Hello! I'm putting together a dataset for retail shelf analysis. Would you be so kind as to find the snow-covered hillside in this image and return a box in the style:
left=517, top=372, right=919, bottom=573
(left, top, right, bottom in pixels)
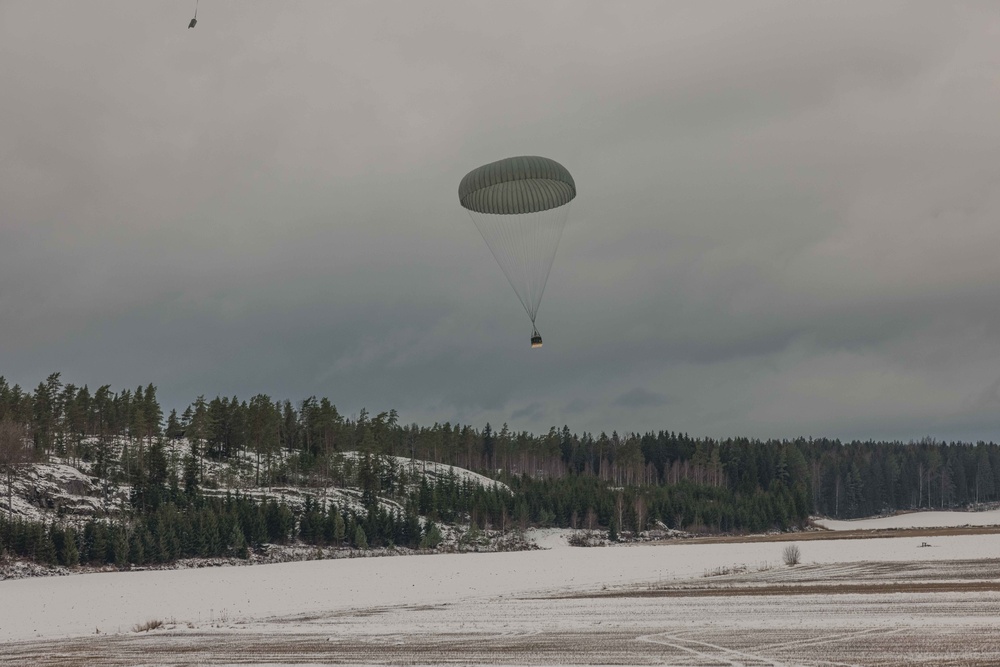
left=0, top=439, right=507, bottom=527
left=2, top=463, right=127, bottom=523
left=340, top=451, right=510, bottom=493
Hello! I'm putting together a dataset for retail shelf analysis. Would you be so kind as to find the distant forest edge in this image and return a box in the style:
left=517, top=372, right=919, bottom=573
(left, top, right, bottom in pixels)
left=1, top=373, right=999, bottom=568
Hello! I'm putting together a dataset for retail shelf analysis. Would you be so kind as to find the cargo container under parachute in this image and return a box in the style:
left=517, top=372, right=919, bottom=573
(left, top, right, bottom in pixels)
left=458, top=156, right=576, bottom=348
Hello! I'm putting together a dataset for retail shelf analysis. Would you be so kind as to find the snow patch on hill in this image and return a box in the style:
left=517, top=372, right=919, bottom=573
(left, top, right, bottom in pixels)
left=2, top=463, right=126, bottom=523
left=2, top=443, right=506, bottom=526
left=340, top=451, right=510, bottom=493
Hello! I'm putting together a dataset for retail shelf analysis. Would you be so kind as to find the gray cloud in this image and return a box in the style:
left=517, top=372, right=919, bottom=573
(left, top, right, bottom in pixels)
left=510, top=402, right=546, bottom=424
left=563, top=398, right=592, bottom=415
left=614, top=388, right=670, bottom=409
left=3, top=2, right=1000, bottom=441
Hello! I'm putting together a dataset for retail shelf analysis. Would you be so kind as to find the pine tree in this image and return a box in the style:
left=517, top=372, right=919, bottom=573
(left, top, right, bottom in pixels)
left=143, top=384, right=163, bottom=440
left=165, top=410, right=183, bottom=439
left=482, top=423, right=494, bottom=469
left=183, top=439, right=200, bottom=497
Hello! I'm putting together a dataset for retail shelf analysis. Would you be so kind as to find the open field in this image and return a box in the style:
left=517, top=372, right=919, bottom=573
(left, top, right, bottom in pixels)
left=4, top=529, right=1000, bottom=665
left=4, top=560, right=1000, bottom=665
left=815, top=509, right=1000, bottom=532
left=657, top=524, right=1000, bottom=545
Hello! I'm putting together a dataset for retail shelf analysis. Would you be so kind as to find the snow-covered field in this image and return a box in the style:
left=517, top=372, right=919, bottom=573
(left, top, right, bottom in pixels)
left=815, top=509, right=1000, bottom=531
left=7, top=504, right=1000, bottom=664
left=5, top=530, right=1000, bottom=665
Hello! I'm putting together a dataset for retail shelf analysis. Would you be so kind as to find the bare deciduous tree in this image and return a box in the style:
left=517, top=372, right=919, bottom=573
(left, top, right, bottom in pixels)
left=634, top=495, right=647, bottom=534
left=0, top=419, right=32, bottom=518
left=782, top=544, right=801, bottom=566
left=615, top=493, right=625, bottom=535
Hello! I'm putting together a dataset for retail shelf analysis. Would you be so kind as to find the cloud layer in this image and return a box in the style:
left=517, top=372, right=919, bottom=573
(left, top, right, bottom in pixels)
left=3, top=2, right=1000, bottom=441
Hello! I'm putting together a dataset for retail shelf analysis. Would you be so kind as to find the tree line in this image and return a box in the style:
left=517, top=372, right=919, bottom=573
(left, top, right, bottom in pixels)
left=1, top=370, right=1000, bottom=564
left=0, top=488, right=449, bottom=568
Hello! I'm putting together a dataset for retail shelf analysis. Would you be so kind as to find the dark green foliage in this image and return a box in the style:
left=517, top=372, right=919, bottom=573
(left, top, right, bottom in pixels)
left=7, top=371, right=1000, bottom=572
left=55, top=526, right=79, bottom=566
left=420, top=521, right=443, bottom=549
left=0, top=493, right=300, bottom=567
left=231, top=526, right=248, bottom=558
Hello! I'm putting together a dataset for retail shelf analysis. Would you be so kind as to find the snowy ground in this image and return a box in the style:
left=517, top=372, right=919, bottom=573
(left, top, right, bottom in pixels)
left=4, top=530, right=1000, bottom=665
left=815, top=508, right=1000, bottom=531
left=524, top=527, right=573, bottom=549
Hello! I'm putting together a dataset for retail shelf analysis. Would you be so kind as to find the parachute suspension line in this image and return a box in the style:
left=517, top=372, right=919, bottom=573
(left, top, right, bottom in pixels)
left=533, top=202, right=570, bottom=320
left=467, top=204, right=569, bottom=325
left=468, top=211, right=534, bottom=321
left=194, top=0, right=198, bottom=19
left=512, top=209, right=535, bottom=318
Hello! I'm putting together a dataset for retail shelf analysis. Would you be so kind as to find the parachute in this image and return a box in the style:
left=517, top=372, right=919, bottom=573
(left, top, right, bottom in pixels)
left=188, top=0, right=198, bottom=28
left=459, top=156, right=575, bottom=348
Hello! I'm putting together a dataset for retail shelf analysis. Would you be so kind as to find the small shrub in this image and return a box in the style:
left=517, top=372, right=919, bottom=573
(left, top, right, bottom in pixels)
left=353, top=526, right=368, bottom=550
left=568, top=530, right=604, bottom=547
left=703, top=561, right=775, bottom=578
left=782, top=544, right=801, bottom=566
left=420, top=523, right=443, bottom=549
left=132, top=619, right=163, bottom=633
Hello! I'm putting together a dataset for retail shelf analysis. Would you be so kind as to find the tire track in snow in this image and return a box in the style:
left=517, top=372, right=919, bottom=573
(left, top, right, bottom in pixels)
left=638, top=631, right=787, bottom=666
left=758, top=626, right=885, bottom=651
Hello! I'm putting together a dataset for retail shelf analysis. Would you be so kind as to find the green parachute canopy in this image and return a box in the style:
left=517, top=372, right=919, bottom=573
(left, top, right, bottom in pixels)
left=459, top=155, right=576, bottom=215
left=459, top=156, right=576, bottom=347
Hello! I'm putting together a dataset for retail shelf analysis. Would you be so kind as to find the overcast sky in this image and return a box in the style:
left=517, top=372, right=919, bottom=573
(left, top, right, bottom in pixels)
left=3, top=1, right=1000, bottom=442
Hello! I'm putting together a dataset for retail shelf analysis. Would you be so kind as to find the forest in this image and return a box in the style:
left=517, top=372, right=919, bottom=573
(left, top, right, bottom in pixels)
left=1, top=372, right=999, bottom=567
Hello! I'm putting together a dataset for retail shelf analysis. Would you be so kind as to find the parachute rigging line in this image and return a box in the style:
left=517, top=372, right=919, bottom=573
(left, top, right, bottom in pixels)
left=466, top=203, right=570, bottom=325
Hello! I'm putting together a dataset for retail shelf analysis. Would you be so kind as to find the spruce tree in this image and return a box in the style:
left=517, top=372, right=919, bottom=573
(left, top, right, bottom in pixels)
left=38, top=527, right=58, bottom=565
left=229, top=523, right=249, bottom=559
left=108, top=527, right=129, bottom=569
left=334, top=512, right=346, bottom=545
left=61, top=527, right=79, bottom=566
left=420, top=522, right=443, bottom=549
left=129, top=529, right=145, bottom=565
